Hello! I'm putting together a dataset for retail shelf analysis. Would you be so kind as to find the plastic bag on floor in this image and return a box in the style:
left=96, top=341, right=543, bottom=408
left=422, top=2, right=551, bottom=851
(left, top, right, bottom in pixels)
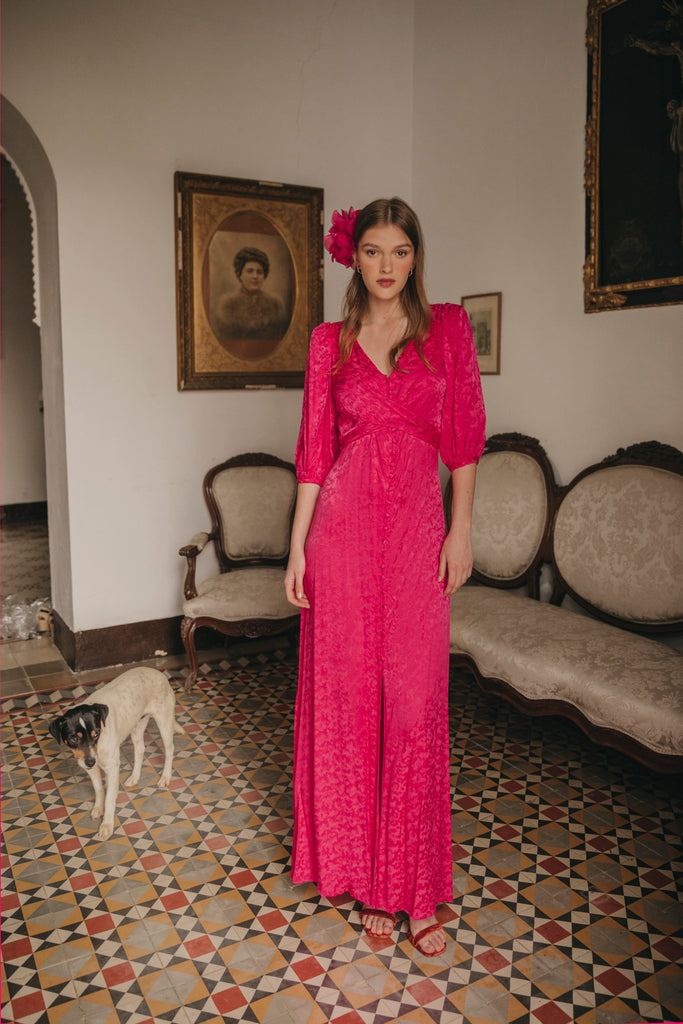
left=0, top=596, right=51, bottom=641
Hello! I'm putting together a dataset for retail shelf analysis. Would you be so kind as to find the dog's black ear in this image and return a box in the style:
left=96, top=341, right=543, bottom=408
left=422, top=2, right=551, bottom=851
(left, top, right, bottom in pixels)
left=93, top=703, right=109, bottom=727
left=49, top=717, right=64, bottom=743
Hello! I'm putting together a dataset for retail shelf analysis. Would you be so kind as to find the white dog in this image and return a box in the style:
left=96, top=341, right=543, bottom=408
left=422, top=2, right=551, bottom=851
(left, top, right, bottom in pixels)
left=49, top=667, right=184, bottom=840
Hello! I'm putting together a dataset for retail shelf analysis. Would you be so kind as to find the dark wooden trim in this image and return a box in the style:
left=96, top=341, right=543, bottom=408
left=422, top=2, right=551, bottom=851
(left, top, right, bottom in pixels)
left=450, top=653, right=683, bottom=775
left=52, top=611, right=186, bottom=672
left=0, top=501, right=48, bottom=524
left=52, top=607, right=76, bottom=668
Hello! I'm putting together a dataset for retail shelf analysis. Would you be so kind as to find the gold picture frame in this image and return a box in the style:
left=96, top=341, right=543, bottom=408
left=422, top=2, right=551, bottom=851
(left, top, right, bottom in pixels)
left=175, top=171, right=324, bottom=389
left=461, top=292, right=501, bottom=375
left=584, top=0, right=683, bottom=312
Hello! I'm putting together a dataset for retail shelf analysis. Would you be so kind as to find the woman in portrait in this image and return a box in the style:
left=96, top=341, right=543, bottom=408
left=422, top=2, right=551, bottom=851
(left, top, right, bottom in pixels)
left=285, top=198, right=485, bottom=956
left=216, top=246, right=287, bottom=345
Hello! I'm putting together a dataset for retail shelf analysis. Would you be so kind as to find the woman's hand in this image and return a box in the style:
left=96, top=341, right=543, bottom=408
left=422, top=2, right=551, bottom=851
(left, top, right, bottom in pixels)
left=441, top=463, right=477, bottom=596
left=285, top=483, right=321, bottom=609
left=285, top=549, right=310, bottom=608
left=438, top=527, right=473, bottom=596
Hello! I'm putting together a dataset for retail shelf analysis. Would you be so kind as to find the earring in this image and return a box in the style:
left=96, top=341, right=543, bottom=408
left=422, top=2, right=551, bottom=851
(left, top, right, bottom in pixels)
left=356, top=266, right=362, bottom=275
left=408, top=268, right=414, bottom=277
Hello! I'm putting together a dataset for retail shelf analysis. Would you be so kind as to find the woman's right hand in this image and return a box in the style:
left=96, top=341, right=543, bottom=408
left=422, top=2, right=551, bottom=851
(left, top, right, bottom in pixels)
left=285, top=549, right=310, bottom=608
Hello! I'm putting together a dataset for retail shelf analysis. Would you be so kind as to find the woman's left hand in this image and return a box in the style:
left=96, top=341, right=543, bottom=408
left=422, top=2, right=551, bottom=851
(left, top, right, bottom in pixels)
left=438, top=527, right=473, bottom=596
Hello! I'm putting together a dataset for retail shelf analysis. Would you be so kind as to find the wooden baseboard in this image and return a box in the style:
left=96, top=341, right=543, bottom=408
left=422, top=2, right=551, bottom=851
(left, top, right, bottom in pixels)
left=0, top=500, right=48, bottom=524
left=52, top=608, right=76, bottom=667
left=52, top=610, right=185, bottom=672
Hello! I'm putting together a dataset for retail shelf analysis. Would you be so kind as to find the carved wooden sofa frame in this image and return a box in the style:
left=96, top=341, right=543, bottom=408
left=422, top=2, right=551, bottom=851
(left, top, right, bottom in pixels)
left=446, top=434, right=683, bottom=773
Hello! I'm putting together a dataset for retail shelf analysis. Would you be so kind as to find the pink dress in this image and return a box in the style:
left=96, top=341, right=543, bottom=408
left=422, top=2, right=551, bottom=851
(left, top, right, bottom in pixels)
left=292, top=303, right=485, bottom=919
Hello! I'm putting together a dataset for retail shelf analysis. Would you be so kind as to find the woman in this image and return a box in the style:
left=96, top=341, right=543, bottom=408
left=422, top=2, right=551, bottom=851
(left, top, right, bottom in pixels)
left=285, top=198, right=485, bottom=956
left=216, top=246, right=286, bottom=351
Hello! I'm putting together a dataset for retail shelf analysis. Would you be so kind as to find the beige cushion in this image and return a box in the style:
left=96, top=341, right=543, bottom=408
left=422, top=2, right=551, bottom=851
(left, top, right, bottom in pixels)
left=451, top=587, right=683, bottom=757
left=186, top=532, right=209, bottom=551
left=212, top=465, right=297, bottom=562
left=471, top=451, right=548, bottom=579
left=183, top=567, right=299, bottom=621
left=554, top=465, right=683, bottom=624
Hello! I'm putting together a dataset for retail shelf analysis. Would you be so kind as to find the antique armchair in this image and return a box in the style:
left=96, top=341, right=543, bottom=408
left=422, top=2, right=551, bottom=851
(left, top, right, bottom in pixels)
left=179, top=452, right=300, bottom=691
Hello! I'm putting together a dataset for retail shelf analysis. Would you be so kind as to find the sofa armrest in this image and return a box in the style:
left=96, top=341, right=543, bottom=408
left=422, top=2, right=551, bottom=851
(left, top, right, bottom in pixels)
left=179, top=532, right=210, bottom=558
left=179, top=532, right=213, bottom=600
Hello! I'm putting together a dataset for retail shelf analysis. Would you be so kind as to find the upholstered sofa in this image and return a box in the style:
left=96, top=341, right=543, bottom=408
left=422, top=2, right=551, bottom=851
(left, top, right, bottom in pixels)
left=446, top=435, right=683, bottom=773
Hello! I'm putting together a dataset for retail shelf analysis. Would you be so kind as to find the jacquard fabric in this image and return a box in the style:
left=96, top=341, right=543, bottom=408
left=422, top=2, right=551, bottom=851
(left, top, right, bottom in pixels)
left=184, top=567, right=298, bottom=621
left=292, top=304, right=486, bottom=919
left=553, top=466, right=683, bottom=623
left=471, top=451, right=548, bottom=579
left=213, top=466, right=297, bottom=561
left=451, top=587, right=683, bottom=757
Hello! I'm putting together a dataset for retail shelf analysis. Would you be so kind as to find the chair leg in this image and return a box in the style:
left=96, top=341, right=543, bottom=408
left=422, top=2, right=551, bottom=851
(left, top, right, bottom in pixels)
left=181, top=617, right=199, bottom=692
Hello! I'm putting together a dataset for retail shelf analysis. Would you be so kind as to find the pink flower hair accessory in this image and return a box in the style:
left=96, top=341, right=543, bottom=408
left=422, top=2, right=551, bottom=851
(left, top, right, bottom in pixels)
left=324, top=207, right=359, bottom=268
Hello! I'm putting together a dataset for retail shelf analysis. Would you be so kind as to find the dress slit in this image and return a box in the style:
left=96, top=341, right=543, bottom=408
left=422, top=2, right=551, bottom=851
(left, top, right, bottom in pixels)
left=371, top=674, right=386, bottom=907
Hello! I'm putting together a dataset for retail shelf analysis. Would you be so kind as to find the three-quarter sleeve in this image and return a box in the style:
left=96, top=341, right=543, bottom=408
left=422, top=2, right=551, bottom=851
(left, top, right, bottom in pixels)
left=295, top=323, right=340, bottom=485
left=439, top=303, right=486, bottom=471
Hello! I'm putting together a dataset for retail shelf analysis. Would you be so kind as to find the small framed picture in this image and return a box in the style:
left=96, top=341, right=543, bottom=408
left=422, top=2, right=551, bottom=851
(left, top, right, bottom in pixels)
left=175, top=171, right=324, bottom=390
left=461, top=292, right=502, bottom=375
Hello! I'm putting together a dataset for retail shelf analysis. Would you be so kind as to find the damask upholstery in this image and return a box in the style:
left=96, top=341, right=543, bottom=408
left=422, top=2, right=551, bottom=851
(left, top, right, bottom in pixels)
left=184, top=568, right=296, bottom=621
left=212, top=465, right=296, bottom=562
left=471, top=451, right=549, bottom=580
left=449, top=438, right=683, bottom=771
left=553, top=465, right=683, bottom=623
left=451, top=587, right=683, bottom=758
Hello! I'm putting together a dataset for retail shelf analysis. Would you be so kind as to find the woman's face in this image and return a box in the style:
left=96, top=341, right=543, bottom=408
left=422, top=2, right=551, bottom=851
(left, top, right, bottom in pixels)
left=240, top=261, right=266, bottom=291
left=354, top=223, right=415, bottom=304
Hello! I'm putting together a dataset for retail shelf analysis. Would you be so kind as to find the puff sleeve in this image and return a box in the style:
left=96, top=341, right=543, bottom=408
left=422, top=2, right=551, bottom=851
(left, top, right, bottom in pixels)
left=294, top=323, right=340, bottom=485
left=439, top=303, right=486, bottom=471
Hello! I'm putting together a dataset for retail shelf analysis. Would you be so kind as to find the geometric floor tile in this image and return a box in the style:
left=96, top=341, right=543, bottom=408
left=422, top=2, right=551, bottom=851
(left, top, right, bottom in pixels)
left=2, top=655, right=682, bottom=1024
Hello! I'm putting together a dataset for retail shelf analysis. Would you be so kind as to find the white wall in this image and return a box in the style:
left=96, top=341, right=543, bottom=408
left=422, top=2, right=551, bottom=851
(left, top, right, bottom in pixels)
left=3, top=0, right=681, bottom=636
left=414, top=0, right=682, bottom=484
left=1, top=156, right=47, bottom=505
left=2, top=0, right=414, bottom=631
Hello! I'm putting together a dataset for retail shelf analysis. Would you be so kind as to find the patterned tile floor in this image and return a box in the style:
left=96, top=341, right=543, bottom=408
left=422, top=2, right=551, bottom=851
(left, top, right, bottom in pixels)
left=1, top=638, right=79, bottom=700
left=0, top=636, right=192, bottom=702
left=2, top=651, right=682, bottom=1024
left=1, top=508, right=52, bottom=641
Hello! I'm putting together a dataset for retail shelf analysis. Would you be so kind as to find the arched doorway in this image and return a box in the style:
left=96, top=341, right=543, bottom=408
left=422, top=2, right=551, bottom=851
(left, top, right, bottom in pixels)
left=0, top=153, right=50, bottom=638
left=1, top=95, right=74, bottom=637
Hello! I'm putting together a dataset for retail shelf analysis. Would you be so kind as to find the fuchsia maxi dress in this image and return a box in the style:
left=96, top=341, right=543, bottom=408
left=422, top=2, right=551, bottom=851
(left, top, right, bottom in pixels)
left=292, top=303, right=485, bottom=919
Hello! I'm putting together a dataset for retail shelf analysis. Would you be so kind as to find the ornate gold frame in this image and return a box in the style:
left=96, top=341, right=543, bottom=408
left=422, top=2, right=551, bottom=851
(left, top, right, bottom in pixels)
left=584, top=0, right=683, bottom=312
left=175, top=172, right=323, bottom=388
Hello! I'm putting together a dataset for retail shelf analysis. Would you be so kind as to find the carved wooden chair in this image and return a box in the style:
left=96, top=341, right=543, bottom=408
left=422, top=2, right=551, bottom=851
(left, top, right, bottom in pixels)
left=179, top=452, right=300, bottom=691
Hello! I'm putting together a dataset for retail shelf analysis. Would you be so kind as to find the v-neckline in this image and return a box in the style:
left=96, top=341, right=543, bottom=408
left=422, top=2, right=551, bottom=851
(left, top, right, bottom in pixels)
left=354, top=339, right=410, bottom=379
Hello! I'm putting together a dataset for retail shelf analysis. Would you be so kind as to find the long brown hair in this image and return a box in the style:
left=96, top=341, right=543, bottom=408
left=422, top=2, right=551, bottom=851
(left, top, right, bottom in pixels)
left=337, top=197, right=432, bottom=370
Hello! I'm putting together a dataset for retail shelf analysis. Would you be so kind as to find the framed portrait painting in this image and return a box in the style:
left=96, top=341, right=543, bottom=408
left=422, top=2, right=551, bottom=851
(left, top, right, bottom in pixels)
left=585, top=0, right=683, bottom=311
left=461, top=292, right=502, bottom=375
left=175, top=172, right=324, bottom=388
